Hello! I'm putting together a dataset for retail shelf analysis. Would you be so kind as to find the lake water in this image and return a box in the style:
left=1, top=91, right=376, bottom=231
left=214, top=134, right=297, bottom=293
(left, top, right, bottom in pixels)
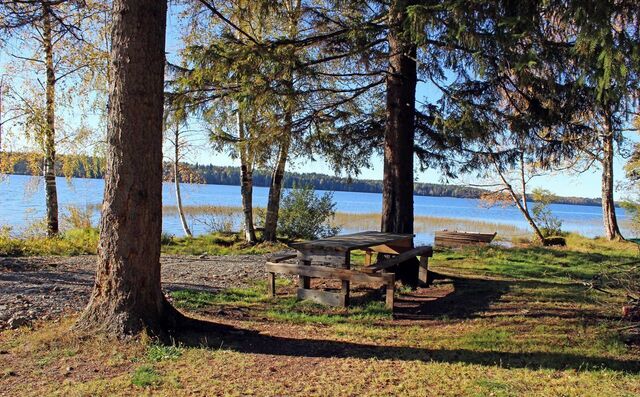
left=0, top=174, right=630, bottom=244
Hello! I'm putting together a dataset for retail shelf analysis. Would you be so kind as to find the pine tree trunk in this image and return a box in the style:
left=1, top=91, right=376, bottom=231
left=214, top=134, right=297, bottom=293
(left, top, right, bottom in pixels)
left=381, top=0, right=416, bottom=235
left=237, top=109, right=256, bottom=243
left=76, top=0, right=181, bottom=337
left=43, top=4, right=58, bottom=237
left=174, top=128, right=192, bottom=238
left=602, top=127, right=623, bottom=240
left=262, top=134, right=290, bottom=242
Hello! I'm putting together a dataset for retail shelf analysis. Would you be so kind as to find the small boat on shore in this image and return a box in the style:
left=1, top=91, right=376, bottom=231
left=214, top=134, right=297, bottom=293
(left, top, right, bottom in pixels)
left=434, top=230, right=497, bottom=248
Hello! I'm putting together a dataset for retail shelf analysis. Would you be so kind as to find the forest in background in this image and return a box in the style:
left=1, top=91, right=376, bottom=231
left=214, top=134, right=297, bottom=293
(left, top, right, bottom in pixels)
left=4, top=154, right=603, bottom=207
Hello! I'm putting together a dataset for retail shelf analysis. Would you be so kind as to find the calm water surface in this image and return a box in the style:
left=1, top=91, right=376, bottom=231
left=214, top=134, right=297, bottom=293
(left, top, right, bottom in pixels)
left=0, top=174, right=629, bottom=244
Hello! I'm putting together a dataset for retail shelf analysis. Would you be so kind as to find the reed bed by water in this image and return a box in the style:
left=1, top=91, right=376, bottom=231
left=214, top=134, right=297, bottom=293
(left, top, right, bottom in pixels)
left=332, top=212, right=530, bottom=238
left=164, top=205, right=531, bottom=239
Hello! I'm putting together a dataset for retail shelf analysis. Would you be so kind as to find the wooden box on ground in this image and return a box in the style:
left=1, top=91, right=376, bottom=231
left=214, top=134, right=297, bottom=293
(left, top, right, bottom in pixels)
left=434, top=230, right=496, bottom=249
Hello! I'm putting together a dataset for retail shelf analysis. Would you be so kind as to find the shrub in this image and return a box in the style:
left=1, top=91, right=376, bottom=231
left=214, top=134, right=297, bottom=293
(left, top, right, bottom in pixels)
left=277, top=185, right=340, bottom=240
left=621, top=201, right=640, bottom=237
left=532, top=188, right=563, bottom=237
left=61, top=205, right=95, bottom=230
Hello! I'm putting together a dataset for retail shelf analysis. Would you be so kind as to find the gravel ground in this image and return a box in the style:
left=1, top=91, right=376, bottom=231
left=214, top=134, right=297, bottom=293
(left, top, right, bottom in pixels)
left=0, top=254, right=277, bottom=330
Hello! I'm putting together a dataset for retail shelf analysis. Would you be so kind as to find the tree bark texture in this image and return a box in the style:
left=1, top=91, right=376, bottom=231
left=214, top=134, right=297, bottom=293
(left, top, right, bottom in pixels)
left=381, top=0, right=417, bottom=236
left=263, top=133, right=290, bottom=242
left=237, top=109, right=257, bottom=243
left=76, top=0, right=180, bottom=337
left=43, top=4, right=59, bottom=237
left=601, top=127, right=623, bottom=240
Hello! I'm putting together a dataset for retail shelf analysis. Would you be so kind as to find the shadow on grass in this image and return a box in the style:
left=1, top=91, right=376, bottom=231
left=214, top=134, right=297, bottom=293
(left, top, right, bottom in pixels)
left=170, top=317, right=640, bottom=373
left=392, top=272, right=616, bottom=321
left=393, top=272, right=511, bottom=320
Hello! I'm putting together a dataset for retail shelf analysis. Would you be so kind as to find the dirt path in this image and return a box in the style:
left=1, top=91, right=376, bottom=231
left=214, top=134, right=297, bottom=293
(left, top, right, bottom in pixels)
left=0, top=254, right=273, bottom=330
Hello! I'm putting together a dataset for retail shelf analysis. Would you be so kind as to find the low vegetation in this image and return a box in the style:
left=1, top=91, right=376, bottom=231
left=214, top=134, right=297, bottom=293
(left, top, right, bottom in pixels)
left=0, top=228, right=287, bottom=257
left=1, top=236, right=639, bottom=395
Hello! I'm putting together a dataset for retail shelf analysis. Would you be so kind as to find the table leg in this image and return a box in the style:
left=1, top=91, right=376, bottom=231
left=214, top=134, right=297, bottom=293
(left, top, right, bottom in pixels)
left=419, top=255, right=429, bottom=286
left=267, top=272, right=276, bottom=297
left=298, top=259, right=311, bottom=289
left=342, top=251, right=350, bottom=307
left=386, top=273, right=395, bottom=309
left=364, top=249, right=372, bottom=266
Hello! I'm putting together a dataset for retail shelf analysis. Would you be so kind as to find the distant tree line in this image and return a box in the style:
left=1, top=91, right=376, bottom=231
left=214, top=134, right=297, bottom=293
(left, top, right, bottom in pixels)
left=4, top=154, right=604, bottom=207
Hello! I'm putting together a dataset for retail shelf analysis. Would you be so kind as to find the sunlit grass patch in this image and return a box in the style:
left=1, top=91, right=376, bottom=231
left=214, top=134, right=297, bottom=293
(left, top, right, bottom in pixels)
left=131, top=365, right=162, bottom=387
left=169, top=286, right=392, bottom=325
left=160, top=232, right=287, bottom=256
left=265, top=299, right=392, bottom=325
left=146, top=344, right=183, bottom=363
left=431, top=234, right=638, bottom=283
left=170, top=287, right=269, bottom=310
left=0, top=227, right=99, bottom=256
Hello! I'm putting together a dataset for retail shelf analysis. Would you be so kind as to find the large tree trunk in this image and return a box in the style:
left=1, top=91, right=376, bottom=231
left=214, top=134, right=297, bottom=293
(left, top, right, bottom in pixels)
left=174, top=127, right=192, bottom=238
left=262, top=134, right=290, bottom=242
left=381, top=0, right=417, bottom=236
left=602, top=126, right=623, bottom=240
left=76, top=0, right=181, bottom=337
left=237, top=109, right=256, bottom=244
left=43, top=4, right=59, bottom=237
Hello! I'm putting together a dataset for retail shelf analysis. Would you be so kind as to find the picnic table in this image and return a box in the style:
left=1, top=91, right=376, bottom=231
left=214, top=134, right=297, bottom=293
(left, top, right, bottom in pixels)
left=265, top=231, right=433, bottom=309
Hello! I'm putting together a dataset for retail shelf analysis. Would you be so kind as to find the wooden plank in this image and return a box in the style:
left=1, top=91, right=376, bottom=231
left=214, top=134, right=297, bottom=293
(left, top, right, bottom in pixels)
left=290, top=231, right=414, bottom=252
left=297, top=251, right=347, bottom=266
left=366, top=246, right=433, bottom=272
left=265, top=262, right=394, bottom=284
left=418, top=255, right=428, bottom=285
left=297, top=288, right=346, bottom=307
left=385, top=273, right=395, bottom=309
left=269, top=252, right=297, bottom=263
left=267, top=272, right=276, bottom=297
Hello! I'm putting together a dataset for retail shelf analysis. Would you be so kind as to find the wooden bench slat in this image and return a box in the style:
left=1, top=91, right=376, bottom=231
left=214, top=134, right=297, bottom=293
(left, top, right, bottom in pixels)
left=366, top=245, right=433, bottom=272
left=266, top=262, right=394, bottom=284
left=268, top=252, right=298, bottom=263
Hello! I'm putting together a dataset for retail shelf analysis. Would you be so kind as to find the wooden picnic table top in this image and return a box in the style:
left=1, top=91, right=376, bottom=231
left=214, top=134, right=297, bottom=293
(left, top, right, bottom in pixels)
left=289, top=231, right=414, bottom=252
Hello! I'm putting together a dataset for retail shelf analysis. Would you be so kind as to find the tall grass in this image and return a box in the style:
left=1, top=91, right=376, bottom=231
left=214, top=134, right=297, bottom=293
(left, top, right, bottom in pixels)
left=332, top=212, right=529, bottom=238
left=171, top=205, right=531, bottom=239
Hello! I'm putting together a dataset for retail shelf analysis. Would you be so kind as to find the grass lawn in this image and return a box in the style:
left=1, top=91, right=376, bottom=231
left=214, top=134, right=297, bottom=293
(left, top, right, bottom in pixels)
left=1, top=236, right=639, bottom=396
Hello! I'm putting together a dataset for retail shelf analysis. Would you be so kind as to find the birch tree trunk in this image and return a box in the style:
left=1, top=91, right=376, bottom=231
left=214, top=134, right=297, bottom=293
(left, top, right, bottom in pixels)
left=76, top=0, right=182, bottom=337
left=43, top=4, right=59, bottom=236
left=601, top=123, right=623, bottom=240
left=381, top=0, right=416, bottom=236
left=237, top=109, right=257, bottom=243
left=494, top=157, right=546, bottom=243
left=174, top=126, right=192, bottom=238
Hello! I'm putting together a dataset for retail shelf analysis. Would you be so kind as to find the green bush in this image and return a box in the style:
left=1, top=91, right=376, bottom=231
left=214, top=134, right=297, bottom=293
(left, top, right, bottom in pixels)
left=532, top=188, right=563, bottom=237
left=622, top=201, right=640, bottom=237
left=277, top=185, right=340, bottom=240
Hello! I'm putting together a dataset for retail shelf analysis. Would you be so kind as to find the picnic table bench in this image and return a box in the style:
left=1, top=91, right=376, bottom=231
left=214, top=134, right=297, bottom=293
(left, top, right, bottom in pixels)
left=265, top=231, right=433, bottom=309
